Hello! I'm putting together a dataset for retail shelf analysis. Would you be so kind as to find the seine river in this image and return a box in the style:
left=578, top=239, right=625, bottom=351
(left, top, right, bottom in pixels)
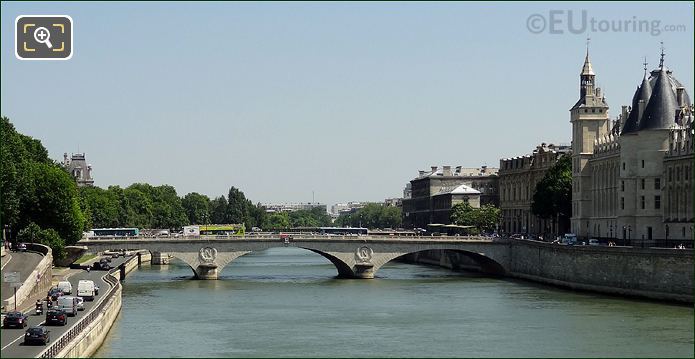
left=95, top=247, right=693, bottom=357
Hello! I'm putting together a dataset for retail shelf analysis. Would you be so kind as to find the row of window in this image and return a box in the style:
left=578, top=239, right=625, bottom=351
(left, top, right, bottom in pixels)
left=620, top=178, right=662, bottom=191
left=667, top=166, right=691, bottom=182
left=620, top=195, right=661, bottom=210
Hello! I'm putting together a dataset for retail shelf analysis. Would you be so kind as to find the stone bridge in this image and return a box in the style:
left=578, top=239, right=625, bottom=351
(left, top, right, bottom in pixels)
left=77, top=236, right=510, bottom=279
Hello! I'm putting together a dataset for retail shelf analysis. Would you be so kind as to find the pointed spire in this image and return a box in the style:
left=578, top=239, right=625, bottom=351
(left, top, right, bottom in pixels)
left=581, top=38, right=595, bottom=76
left=639, top=62, right=678, bottom=131
left=659, top=42, right=665, bottom=69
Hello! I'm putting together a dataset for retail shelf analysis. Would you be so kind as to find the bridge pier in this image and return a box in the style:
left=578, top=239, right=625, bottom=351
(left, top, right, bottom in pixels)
left=353, top=264, right=375, bottom=279
left=194, top=264, right=219, bottom=280
left=151, top=251, right=170, bottom=265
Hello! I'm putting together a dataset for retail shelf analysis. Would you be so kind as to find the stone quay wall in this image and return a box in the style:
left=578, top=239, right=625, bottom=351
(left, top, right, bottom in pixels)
left=39, top=251, right=151, bottom=358
left=405, top=240, right=693, bottom=303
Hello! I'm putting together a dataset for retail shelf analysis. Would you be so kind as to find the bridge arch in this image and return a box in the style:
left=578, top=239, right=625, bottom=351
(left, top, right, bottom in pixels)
left=369, top=248, right=507, bottom=278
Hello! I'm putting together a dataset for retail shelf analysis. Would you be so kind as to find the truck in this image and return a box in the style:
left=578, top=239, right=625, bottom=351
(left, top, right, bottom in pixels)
left=77, top=280, right=96, bottom=301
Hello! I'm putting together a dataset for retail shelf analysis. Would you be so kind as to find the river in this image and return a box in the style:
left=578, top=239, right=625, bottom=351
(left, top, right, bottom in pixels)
left=94, top=247, right=693, bottom=357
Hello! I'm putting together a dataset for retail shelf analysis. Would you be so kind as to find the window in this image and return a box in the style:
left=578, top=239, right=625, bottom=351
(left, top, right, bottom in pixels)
left=686, top=167, right=690, bottom=180
left=654, top=178, right=660, bottom=190
left=677, top=167, right=681, bottom=181
left=622, top=162, right=626, bottom=170
left=642, top=160, right=645, bottom=168
left=592, top=109, right=596, bottom=113
left=641, top=178, right=645, bottom=190
left=655, top=195, right=661, bottom=209
left=621, top=197, right=624, bottom=210
left=669, top=168, right=673, bottom=182
left=641, top=196, right=645, bottom=209
left=621, top=181, right=625, bottom=192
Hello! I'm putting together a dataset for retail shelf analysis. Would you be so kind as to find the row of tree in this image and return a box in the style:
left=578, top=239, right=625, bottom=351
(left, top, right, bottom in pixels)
left=333, top=203, right=402, bottom=229
left=1, top=117, right=86, bottom=258
left=449, top=203, right=500, bottom=234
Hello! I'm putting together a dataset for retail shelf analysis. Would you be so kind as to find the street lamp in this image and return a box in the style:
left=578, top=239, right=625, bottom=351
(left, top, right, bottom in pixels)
left=609, top=223, right=613, bottom=239
left=628, top=225, right=632, bottom=246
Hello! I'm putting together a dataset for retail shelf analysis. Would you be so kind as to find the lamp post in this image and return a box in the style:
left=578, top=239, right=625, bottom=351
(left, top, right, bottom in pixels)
left=628, top=225, right=632, bottom=246
left=609, top=224, right=613, bottom=240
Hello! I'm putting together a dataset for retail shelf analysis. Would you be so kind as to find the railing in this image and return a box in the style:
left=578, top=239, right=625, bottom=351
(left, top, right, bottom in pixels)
left=81, top=234, right=498, bottom=242
left=38, top=259, right=125, bottom=358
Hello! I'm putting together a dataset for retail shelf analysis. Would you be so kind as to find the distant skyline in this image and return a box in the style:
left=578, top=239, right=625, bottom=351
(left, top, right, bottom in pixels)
left=2, top=2, right=693, bottom=206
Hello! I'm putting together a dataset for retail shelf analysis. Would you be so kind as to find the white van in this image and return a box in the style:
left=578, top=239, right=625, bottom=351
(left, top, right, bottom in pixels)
left=57, top=281, right=73, bottom=295
left=57, top=296, right=78, bottom=317
left=77, top=280, right=96, bottom=301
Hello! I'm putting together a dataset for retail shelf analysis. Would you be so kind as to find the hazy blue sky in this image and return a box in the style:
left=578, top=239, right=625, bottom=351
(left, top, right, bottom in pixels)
left=2, top=2, right=693, bottom=206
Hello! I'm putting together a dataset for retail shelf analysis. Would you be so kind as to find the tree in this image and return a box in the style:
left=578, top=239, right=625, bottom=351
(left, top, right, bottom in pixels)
left=210, top=196, right=228, bottom=224
left=226, top=187, right=249, bottom=225
left=28, top=162, right=85, bottom=245
left=531, top=155, right=572, bottom=235
left=265, top=212, right=290, bottom=230
left=450, top=203, right=500, bottom=234
left=182, top=192, right=211, bottom=225
left=333, top=204, right=402, bottom=229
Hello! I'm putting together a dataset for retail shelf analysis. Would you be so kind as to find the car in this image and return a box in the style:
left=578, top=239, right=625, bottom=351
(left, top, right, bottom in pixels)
left=57, top=280, right=73, bottom=295
left=74, top=296, right=85, bottom=311
left=17, top=243, right=27, bottom=252
left=24, top=326, right=50, bottom=345
left=589, top=239, right=600, bottom=246
left=48, top=288, right=64, bottom=301
left=45, top=309, right=67, bottom=326
left=94, top=283, right=100, bottom=296
left=3, top=311, right=29, bottom=328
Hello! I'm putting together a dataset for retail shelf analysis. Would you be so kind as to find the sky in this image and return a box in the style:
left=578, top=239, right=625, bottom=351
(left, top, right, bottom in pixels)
left=1, top=2, right=693, bottom=207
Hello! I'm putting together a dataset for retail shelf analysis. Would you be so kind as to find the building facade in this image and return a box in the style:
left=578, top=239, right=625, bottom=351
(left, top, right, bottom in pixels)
left=63, top=152, right=94, bottom=187
left=570, top=49, right=693, bottom=246
left=499, top=143, right=571, bottom=237
left=262, top=203, right=327, bottom=213
left=402, top=165, right=499, bottom=228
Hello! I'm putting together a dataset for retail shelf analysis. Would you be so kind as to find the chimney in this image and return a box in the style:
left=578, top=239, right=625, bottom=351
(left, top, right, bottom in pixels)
left=443, top=166, right=452, bottom=176
left=676, top=87, right=685, bottom=107
left=418, top=170, right=425, bottom=176
left=455, top=166, right=462, bottom=175
left=431, top=166, right=438, bottom=174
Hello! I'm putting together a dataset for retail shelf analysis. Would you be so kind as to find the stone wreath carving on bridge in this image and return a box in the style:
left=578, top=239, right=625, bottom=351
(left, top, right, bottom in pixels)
left=199, top=247, right=218, bottom=264
left=355, top=246, right=373, bottom=264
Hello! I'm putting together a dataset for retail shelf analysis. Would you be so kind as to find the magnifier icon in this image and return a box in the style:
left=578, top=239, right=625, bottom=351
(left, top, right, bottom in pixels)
left=33, top=27, right=53, bottom=49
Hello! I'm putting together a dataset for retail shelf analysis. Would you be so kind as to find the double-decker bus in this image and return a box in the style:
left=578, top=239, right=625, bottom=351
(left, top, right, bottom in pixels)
left=184, top=224, right=245, bottom=236
left=90, top=228, right=140, bottom=237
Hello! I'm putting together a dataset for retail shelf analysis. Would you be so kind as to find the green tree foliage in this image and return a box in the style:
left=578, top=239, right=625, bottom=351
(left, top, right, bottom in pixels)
left=182, top=192, right=211, bottom=225
left=531, top=155, right=572, bottom=233
left=450, top=203, right=501, bottom=234
left=334, top=204, right=402, bottom=229
left=1, top=117, right=85, bottom=253
left=209, top=196, right=228, bottom=224
left=226, top=187, right=249, bottom=225
left=18, top=223, right=66, bottom=259
left=265, top=212, right=290, bottom=230
left=27, top=163, right=85, bottom=243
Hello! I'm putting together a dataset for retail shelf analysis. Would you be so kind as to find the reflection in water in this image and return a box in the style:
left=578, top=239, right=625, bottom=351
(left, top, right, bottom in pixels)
left=95, top=247, right=693, bottom=358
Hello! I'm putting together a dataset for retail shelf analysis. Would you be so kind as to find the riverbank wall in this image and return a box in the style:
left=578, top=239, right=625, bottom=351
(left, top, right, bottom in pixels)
left=2, top=244, right=53, bottom=312
left=405, top=240, right=693, bottom=303
left=38, top=251, right=151, bottom=358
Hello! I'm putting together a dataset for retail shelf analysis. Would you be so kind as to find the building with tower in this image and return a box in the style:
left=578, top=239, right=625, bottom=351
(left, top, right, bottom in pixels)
left=63, top=152, right=94, bottom=187
left=570, top=46, right=693, bottom=246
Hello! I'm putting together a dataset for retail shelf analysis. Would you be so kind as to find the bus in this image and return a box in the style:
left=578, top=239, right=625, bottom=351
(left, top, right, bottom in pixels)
left=186, top=224, right=245, bottom=236
left=90, top=228, right=140, bottom=237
